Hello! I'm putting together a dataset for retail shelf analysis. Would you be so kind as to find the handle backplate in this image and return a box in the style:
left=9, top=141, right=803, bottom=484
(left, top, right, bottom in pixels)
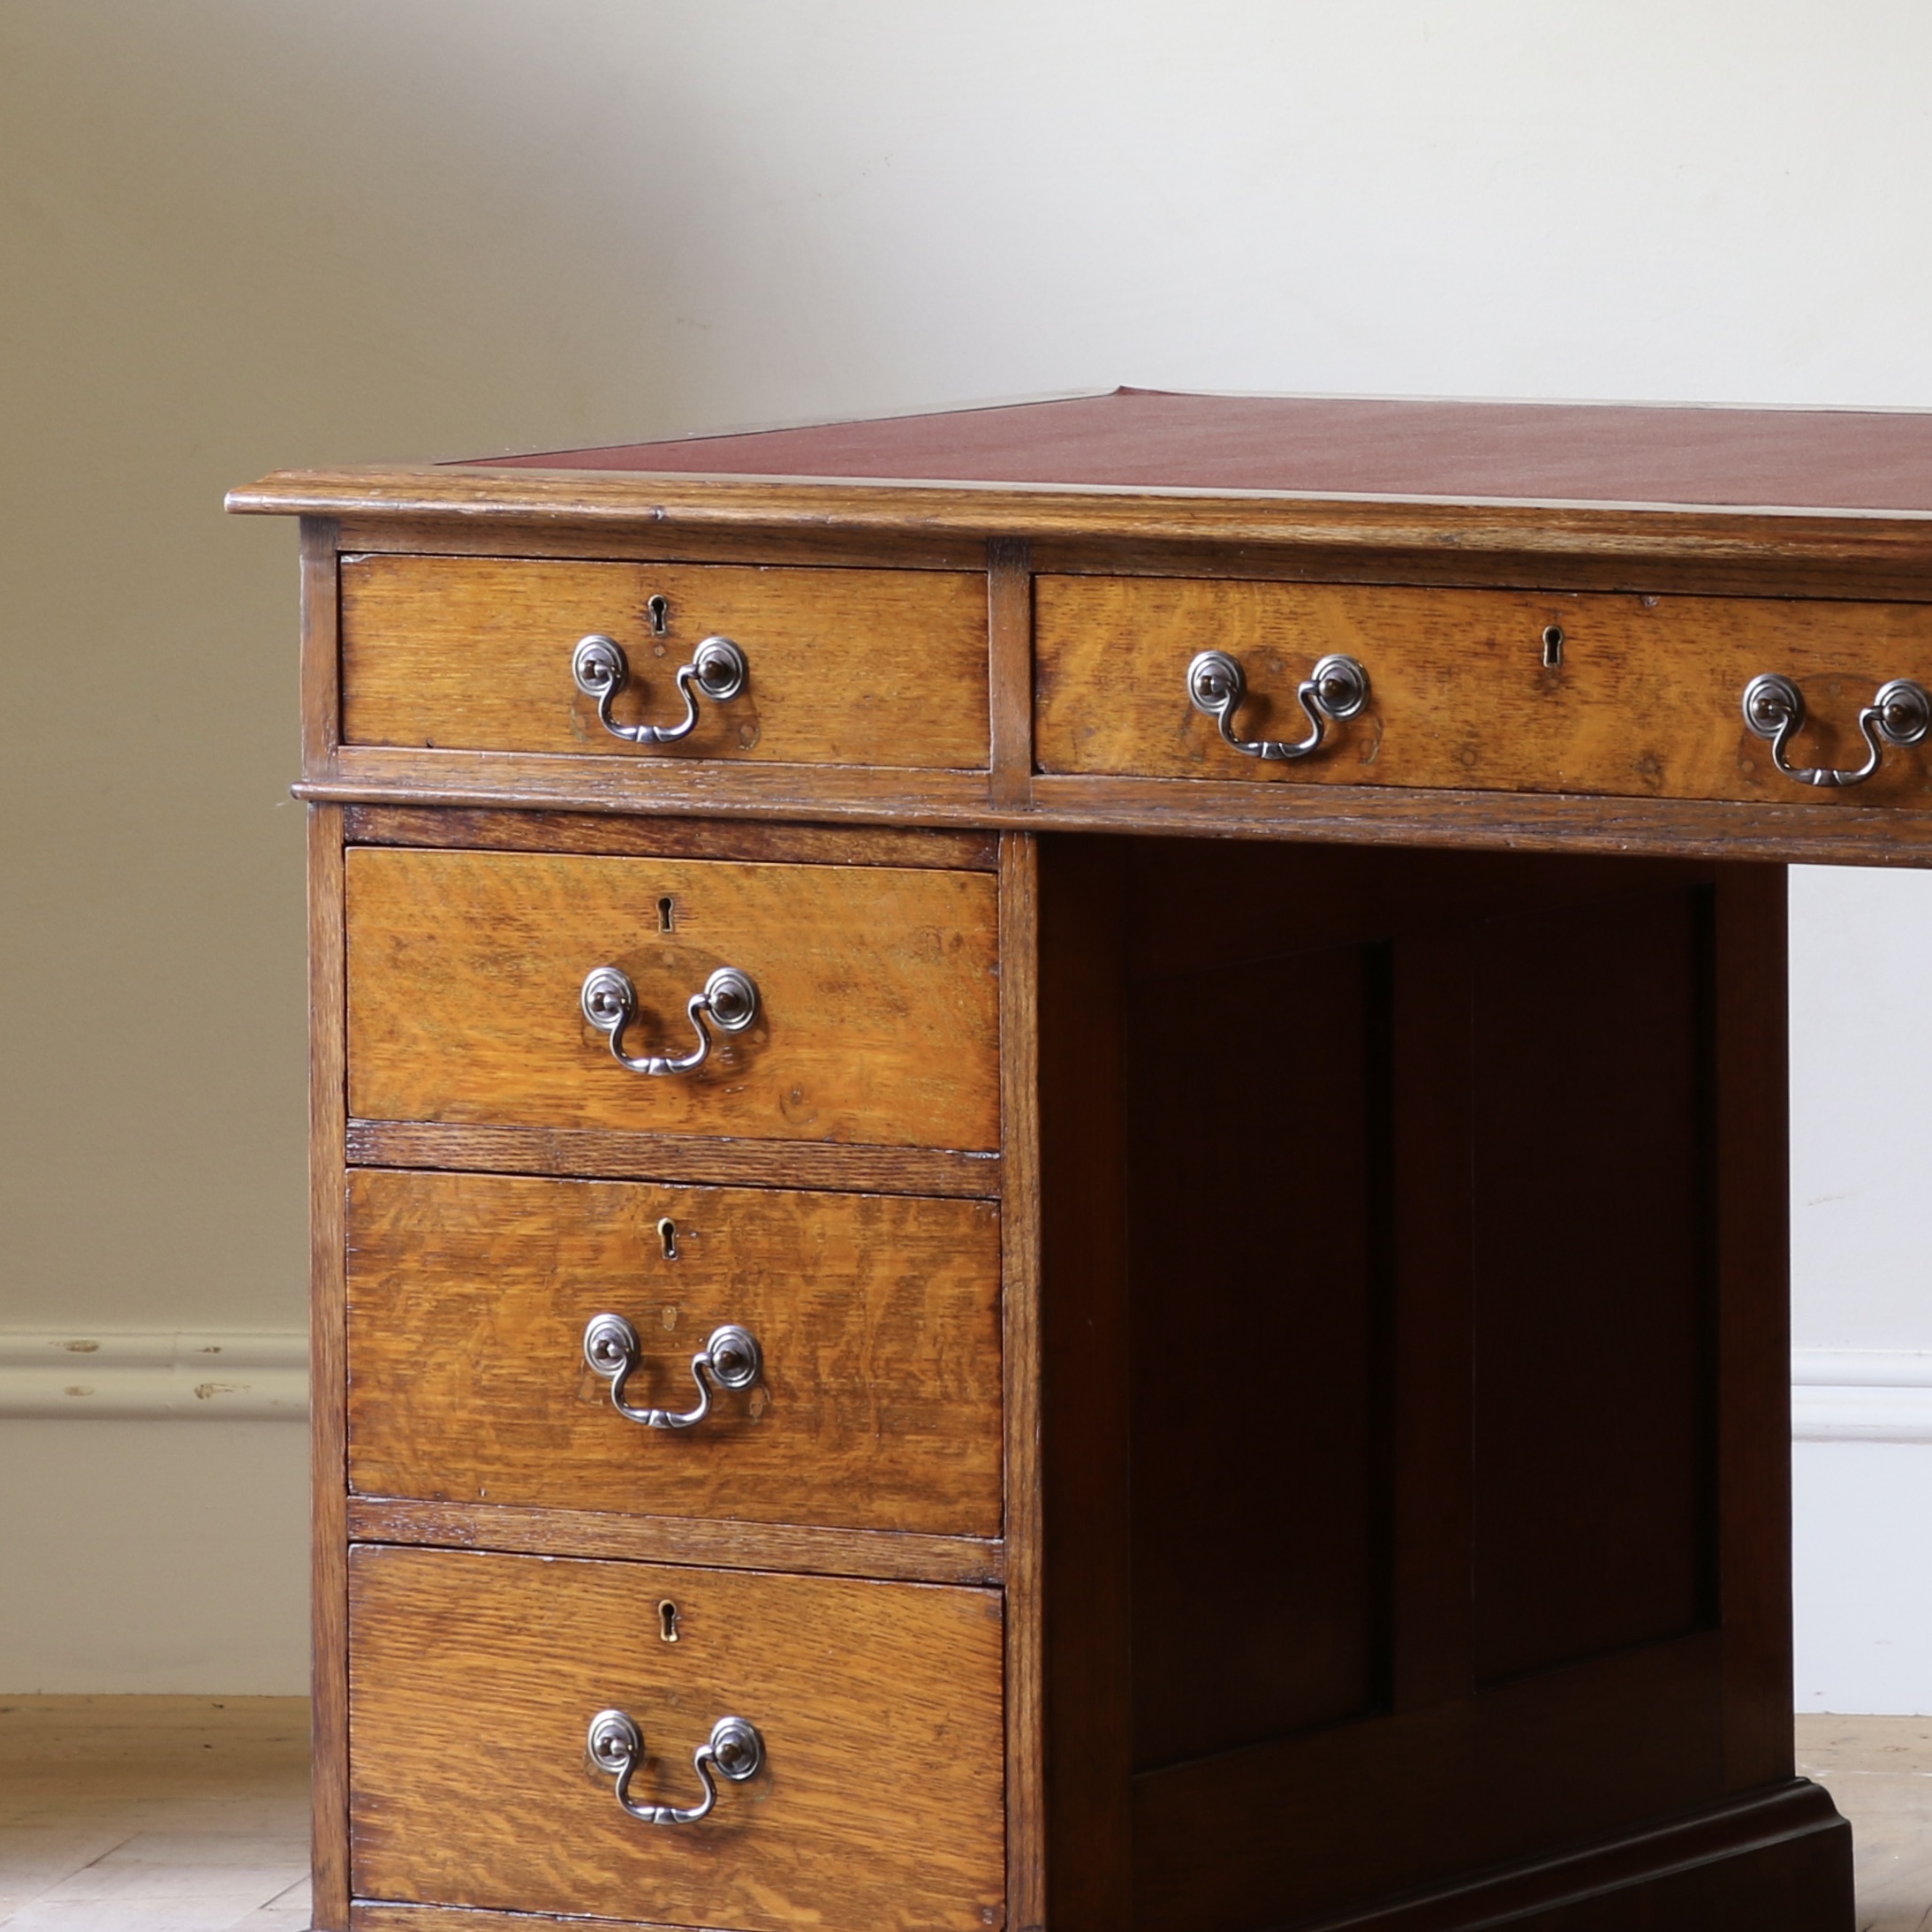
left=580, top=963, right=759, bottom=1077
left=587, top=1708, right=763, bottom=1826
left=1741, top=672, right=1930, bottom=789
left=583, top=1315, right=763, bottom=1429
left=1186, top=649, right=1369, bottom=761
left=572, top=633, right=747, bottom=745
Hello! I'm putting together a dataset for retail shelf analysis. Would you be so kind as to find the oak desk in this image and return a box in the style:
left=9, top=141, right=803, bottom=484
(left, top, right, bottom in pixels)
left=233, top=390, right=1932, bottom=1932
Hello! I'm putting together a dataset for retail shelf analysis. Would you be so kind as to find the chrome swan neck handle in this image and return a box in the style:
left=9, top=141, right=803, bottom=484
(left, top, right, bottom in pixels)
left=1186, top=649, right=1369, bottom=761
left=580, top=964, right=759, bottom=1077
left=587, top=1710, right=763, bottom=1826
left=582, top=1315, right=763, bottom=1429
left=1742, top=673, right=1931, bottom=789
left=572, top=633, right=747, bottom=746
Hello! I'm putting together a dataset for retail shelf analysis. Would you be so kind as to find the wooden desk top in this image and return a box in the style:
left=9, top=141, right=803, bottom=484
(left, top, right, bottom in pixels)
left=231, top=392, right=1932, bottom=870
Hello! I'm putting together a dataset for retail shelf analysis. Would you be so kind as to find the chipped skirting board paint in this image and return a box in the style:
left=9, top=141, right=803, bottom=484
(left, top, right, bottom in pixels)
left=0, top=1330, right=307, bottom=1420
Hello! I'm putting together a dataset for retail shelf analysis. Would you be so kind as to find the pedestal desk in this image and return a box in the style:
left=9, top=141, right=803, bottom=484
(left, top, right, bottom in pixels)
left=231, top=390, right=1932, bottom=1932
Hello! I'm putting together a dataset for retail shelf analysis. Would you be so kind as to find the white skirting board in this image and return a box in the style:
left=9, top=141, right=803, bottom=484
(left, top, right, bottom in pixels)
left=1792, top=1348, right=1932, bottom=1443
left=1794, top=1437, right=1932, bottom=1716
left=1791, top=1349, right=1932, bottom=1714
left=0, top=1330, right=307, bottom=1420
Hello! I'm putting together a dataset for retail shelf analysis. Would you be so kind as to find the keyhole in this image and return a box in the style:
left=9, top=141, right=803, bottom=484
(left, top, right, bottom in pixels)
left=646, top=594, right=670, bottom=636
left=1542, top=625, right=1565, bottom=669
left=657, top=896, right=675, bottom=934
left=657, top=1217, right=678, bottom=1261
left=658, top=1600, right=680, bottom=1643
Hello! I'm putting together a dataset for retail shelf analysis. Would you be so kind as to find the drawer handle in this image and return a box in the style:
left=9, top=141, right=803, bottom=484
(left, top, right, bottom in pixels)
left=1186, top=649, right=1369, bottom=761
left=572, top=633, right=748, bottom=745
left=580, top=964, right=759, bottom=1076
left=1741, top=672, right=1931, bottom=788
left=587, top=1709, right=763, bottom=1826
left=583, top=1315, right=763, bottom=1428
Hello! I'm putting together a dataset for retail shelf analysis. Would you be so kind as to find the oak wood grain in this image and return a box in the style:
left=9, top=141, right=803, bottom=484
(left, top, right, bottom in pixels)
left=345, top=1120, right=1000, bottom=1199
left=345, top=1496, right=1004, bottom=1587
left=1028, top=530, right=1932, bottom=604
left=302, top=519, right=342, bottom=777
left=989, top=540, right=1034, bottom=807
left=231, top=466, right=1932, bottom=582
left=345, top=1775, right=1850, bottom=1932
left=348, top=1546, right=1005, bottom=1932
left=298, top=752, right=1932, bottom=868
left=340, top=553, right=989, bottom=770
left=344, top=848, right=1001, bottom=1150
left=308, top=803, right=349, bottom=1931
left=330, top=509, right=1932, bottom=606
left=307, top=748, right=994, bottom=823
left=334, top=511, right=990, bottom=574
left=346, top=1169, right=1001, bottom=1536
left=343, top=804, right=998, bottom=871
left=1036, top=575, right=1932, bottom=805
left=997, top=834, right=1044, bottom=1932
left=350, top=1907, right=725, bottom=1932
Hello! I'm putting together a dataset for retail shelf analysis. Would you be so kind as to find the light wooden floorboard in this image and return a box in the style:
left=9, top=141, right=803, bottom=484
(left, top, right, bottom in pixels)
left=0, top=1700, right=1926, bottom=1928
left=0, top=1696, right=308, bottom=1930
left=1800, top=1716, right=1932, bottom=1932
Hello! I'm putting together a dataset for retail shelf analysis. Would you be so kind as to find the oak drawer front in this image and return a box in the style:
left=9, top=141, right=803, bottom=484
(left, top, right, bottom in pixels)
left=340, top=554, right=991, bottom=769
left=346, top=1170, right=1002, bottom=1536
left=349, top=1546, right=1005, bottom=1932
left=1035, top=576, right=1932, bottom=803
left=345, top=848, right=1001, bottom=1150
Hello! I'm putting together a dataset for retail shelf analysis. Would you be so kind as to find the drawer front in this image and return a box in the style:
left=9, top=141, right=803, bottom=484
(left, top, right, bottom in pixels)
left=349, top=1546, right=1004, bottom=1932
left=340, top=554, right=991, bottom=769
left=346, top=1170, right=1003, bottom=1536
left=345, top=848, right=1001, bottom=1150
left=1036, top=575, right=1932, bottom=803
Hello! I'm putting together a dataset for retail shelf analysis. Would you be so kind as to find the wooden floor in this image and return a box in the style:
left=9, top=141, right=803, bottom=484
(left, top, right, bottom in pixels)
left=0, top=1699, right=1925, bottom=1930
left=1799, top=1715, right=1932, bottom=1932
left=0, top=1697, right=307, bottom=1930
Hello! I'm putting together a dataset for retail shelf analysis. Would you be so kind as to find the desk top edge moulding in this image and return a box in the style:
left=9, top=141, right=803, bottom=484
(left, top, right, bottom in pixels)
left=236, top=388, right=1876, bottom=1932
left=234, top=386, right=1932, bottom=869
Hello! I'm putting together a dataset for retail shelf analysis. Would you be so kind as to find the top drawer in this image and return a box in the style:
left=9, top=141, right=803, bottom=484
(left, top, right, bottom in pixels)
left=340, top=555, right=991, bottom=769
left=1036, top=576, right=1932, bottom=804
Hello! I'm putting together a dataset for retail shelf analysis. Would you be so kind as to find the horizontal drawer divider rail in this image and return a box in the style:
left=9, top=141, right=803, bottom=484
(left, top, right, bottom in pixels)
left=346, top=1498, right=1005, bottom=1587
left=345, top=1120, right=1003, bottom=1200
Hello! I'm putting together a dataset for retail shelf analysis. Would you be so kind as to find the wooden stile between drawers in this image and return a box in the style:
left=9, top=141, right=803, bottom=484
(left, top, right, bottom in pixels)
left=341, top=553, right=990, bottom=770
left=345, top=848, right=1001, bottom=1151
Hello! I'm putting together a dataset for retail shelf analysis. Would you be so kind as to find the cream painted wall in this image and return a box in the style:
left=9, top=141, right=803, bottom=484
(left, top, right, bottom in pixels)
left=3, top=0, right=1930, bottom=1692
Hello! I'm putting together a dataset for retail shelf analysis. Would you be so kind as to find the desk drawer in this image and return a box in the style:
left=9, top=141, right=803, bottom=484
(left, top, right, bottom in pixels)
left=1036, top=576, right=1932, bottom=803
left=346, top=1170, right=1002, bottom=1537
left=344, top=848, right=1001, bottom=1150
left=349, top=1546, right=1004, bottom=1932
left=340, top=554, right=990, bottom=769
